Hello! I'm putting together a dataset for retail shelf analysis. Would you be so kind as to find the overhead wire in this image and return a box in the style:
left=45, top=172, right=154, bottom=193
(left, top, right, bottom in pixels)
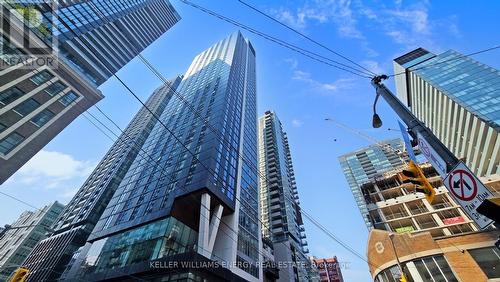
left=2, top=0, right=385, bottom=275
left=179, top=0, right=373, bottom=79
left=388, top=45, right=500, bottom=78
left=80, top=0, right=377, bottom=270
left=3, top=0, right=491, bottom=278
left=236, top=0, right=377, bottom=76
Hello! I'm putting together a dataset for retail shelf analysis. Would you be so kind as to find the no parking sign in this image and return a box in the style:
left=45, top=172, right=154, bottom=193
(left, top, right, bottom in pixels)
left=444, top=162, right=494, bottom=229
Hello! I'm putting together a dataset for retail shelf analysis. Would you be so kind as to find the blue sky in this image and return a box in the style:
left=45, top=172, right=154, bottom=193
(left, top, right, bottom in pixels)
left=1, top=0, right=500, bottom=281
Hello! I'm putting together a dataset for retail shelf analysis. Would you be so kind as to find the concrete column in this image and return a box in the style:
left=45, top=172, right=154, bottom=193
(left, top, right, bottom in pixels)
left=208, top=204, right=223, bottom=252
left=198, top=193, right=211, bottom=257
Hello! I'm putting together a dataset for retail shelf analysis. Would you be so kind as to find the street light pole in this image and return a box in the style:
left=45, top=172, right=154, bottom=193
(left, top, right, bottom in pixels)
left=370, top=75, right=459, bottom=172
left=388, top=233, right=407, bottom=282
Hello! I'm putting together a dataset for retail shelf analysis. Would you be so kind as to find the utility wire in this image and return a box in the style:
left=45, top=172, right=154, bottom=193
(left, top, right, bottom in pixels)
left=138, top=52, right=376, bottom=265
left=40, top=2, right=301, bottom=274
left=236, top=0, right=377, bottom=76
left=389, top=45, right=500, bottom=77
left=179, top=0, right=372, bottom=78
left=17, top=0, right=379, bottom=273
left=79, top=0, right=376, bottom=269
left=4, top=1, right=399, bottom=277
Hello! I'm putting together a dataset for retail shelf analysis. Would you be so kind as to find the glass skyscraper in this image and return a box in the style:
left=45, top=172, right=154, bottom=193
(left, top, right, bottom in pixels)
left=338, top=139, right=404, bottom=229
left=0, top=202, right=64, bottom=281
left=21, top=78, right=182, bottom=282
left=64, top=32, right=262, bottom=281
left=394, top=48, right=500, bottom=177
left=0, top=0, right=180, bottom=184
left=17, top=0, right=181, bottom=86
left=258, top=111, right=312, bottom=282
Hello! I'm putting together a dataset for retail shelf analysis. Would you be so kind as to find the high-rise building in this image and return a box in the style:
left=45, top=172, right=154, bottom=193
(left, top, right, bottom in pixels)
left=312, top=257, right=344, bottom=282
left=17, top=0, right=181, bottom=86
left=258, top=111, right=312, bottom=282
left=21, top=78, right=182, bottom=282
left=361, top=162, right=481, bottom=237
left=64, top=32, right=261, bottom=281
left=0, top=201, right=64, bottom=281
left=367, top=219, right=500, bottom=281
left=0, top=0, right=180, bottom=184
left=393, top=48, right=500, bottom=177
left=338, top=139, right=405, bottom=229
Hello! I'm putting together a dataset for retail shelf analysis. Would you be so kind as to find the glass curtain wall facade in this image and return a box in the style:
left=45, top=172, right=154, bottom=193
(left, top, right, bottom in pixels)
left=338, top=139, right=404, bottom=229
left=21, top=78, right=182, bottom=282
left=66, top=32, right=261, bottom=281
left=0, top=202, right=64, bottom=281
left=258, top=111, right=312, bottom=282
left=394, top=48, right=500, bottom=177
left=0, top=0, right=179, bottom=184
left=14, top=0, right=181, bottom=86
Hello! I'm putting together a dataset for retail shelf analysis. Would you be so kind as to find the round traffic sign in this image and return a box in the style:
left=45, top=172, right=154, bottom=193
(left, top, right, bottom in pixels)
left=419, top=138, right=431, bottom=157
left=448, top=169, right=477, bottom=201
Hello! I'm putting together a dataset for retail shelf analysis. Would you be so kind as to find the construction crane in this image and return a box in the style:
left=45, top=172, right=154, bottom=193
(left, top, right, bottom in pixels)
left=324, top=117, right=406, bottom=161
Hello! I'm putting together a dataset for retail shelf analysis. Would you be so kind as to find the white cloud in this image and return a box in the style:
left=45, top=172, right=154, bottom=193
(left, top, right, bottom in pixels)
left=356, top=1, right=460, bottom=51
left=292, top=119, right=304, bottom=127
left=292, top=69, right=356, bottom=94
left=270, top=0, right=364, bottom=39
left=361, top=60, right=385, bottom=75
left=14, top=150, right=95, bottom=189
left=272, top=8, right=307, bottom=30
left=59, top=188, right=79, bottom=199
left=387, top=9, right=429, bottom=33
left=284, top=58, right=299, bottom=70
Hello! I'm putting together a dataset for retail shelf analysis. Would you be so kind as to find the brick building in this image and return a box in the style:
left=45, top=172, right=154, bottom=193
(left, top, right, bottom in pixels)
left=367, top=229, right=499, bottom=281
left=312, top=257, right=344, bottom=282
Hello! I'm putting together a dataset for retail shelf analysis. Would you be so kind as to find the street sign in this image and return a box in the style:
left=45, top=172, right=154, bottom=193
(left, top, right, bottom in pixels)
left=398, top=120, right=416, bottom=162
left=444, top=162, right=494, bottom=229
left=417, top=132, right=447, bottom=178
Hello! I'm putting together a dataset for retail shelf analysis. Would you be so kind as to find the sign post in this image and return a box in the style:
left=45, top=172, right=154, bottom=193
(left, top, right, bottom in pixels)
left=416, top=132, right=447, bottom=179
left=444, top=161, right=494, bottom=229
left=398, top=120, right=416, bottom=162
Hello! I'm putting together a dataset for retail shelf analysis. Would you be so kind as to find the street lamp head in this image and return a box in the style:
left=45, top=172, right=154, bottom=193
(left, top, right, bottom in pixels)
left=372, top=113, right=383, bottom=128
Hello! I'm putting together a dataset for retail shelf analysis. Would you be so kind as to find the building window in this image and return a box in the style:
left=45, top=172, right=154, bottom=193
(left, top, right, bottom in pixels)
left=30, top=70, right=54, bottom=85
left=13, top=98, right=41, bottom=116
left=469, top=247, right=500, bottom=278
left=44, top=81, right=67, bottom=96
left=412, top=255, right=457, bottom=282
left=0, top=87, right=24, bottom=106
left=59, top=92, right=78, bottom=106
left=0, top=132, right=24, bottom=155
left=0, top=35, right=26, bottom=65
left=375, top=265, right=405, bottom=282
left=0, top=123, right=5, bottom=133
left=31, top=109, right=55, bottom=127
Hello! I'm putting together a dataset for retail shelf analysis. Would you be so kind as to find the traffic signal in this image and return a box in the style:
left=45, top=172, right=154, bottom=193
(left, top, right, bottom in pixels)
left=399, top=274, right=407, bottom=282
left=9, top=267, right=29, bottom=282
left=401, top=161, right=435, bottom=203
left=476, top=197, right=500, bottom=223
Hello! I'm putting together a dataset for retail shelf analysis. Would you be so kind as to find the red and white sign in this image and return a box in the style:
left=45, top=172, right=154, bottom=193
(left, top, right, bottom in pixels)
left=444, top=162, right=494, bottom=229
left=442, top=216, right=465, bottom=225
left=448, top=169, right=477, bottom=201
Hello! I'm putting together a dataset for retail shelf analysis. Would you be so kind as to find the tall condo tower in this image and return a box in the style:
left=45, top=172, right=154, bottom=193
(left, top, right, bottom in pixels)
left=393, top=48, right=500, bottom=177
left=258, top=111, right=312, bottom=282
left=0, top=0, right=180, bottom=183
left=65, top=32, right=262, bottom=281
left=21, top=78, right=182, bottom=282
left=338, top=139, right=405, bottom=229
left=0, top=202, right=64, bottom=281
